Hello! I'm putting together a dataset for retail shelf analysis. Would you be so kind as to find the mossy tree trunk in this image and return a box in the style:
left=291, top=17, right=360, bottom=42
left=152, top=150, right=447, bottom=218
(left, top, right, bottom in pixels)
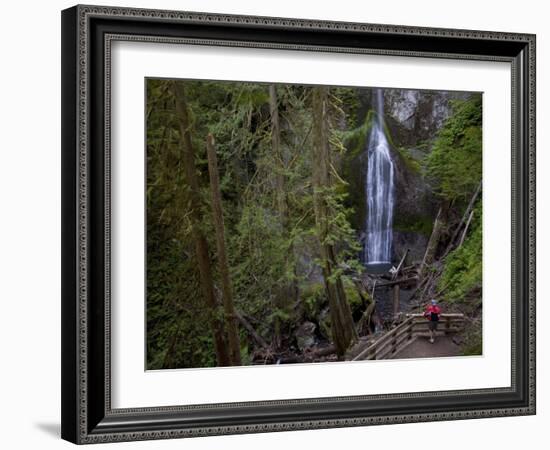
left=269, top=85, right=298, bottom=349
left=311, top=86, right=357, bottom=358
left=206, top=133, right=242, bottom=366
left=171, top=81, right=231, bottom=367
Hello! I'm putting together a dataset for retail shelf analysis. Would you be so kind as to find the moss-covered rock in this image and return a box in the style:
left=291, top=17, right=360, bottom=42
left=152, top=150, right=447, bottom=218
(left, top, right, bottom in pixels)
left=301, top=282, right=326, bottom=321
left=295, top=321, right=317, bottom=350
left=342, top=276, right=362, bottom=314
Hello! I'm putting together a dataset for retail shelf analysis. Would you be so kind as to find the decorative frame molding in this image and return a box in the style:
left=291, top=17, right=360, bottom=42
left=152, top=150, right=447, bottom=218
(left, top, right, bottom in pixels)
left=61, top=4, right=536, bottom=444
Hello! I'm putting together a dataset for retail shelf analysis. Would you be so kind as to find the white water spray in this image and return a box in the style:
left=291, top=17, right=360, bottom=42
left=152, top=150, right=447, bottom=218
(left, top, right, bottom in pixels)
left=365, top=89, right=395, bottom=265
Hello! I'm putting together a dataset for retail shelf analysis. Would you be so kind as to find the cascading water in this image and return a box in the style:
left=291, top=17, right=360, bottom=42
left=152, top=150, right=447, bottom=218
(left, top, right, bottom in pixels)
left=364, top=89, right=395, bottom=269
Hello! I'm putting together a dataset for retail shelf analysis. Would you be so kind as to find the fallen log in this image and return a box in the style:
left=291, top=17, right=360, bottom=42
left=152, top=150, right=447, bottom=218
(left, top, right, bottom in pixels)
left=458, top=209, right=475, bottom=248
left=374, top=276, right=418, bottom=288
left=443, top=181, right=482, bottom=257
left=392, top=249, right=409, bottom=280
left=306, top=344, right=338, bottom=358
left=277, top=345, right=339, bottom=364
left=236, top=311, right=269, bottom=348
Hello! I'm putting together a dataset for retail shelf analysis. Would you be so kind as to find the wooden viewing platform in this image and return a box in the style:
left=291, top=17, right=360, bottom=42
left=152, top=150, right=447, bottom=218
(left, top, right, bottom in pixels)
left=350, top=313, right=465, bottom=361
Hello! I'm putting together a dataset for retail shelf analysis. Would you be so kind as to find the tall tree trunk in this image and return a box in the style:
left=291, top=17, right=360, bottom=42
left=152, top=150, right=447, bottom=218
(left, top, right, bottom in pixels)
left=171, top=81, right=231, bottom=367
left=269, top=85, right=288, bottom=228
left=269, top=85, right=297, bottom=348
left=311, top=86, right=357, bottom=358
left=419, top=201, right=450, bottom=279
left=206, top=134, right=242, bottom=366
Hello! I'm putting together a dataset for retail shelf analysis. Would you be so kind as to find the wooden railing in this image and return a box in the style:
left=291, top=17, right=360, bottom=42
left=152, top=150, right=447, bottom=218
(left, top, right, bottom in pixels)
left=351, top=313, right=465, bottom=361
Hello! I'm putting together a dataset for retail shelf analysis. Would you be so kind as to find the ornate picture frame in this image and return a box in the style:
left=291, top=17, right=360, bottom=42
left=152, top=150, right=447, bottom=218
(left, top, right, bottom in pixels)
left=61, top=4, right=536, bottom=444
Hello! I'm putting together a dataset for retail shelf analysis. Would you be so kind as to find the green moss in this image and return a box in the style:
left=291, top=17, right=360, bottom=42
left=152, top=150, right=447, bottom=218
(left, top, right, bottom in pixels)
left=393, top=214, right=433, bottom=236
left=301, top=277, right=363, bottom=320
left=342, top=276, right=362, bottom=312
left=340, top=110, right=375, bottom=158
left=381, top=119, right=421, bottom=174
left=394, top=145, right=422, bottom=173
left=301, top=282, right=326, bottom=320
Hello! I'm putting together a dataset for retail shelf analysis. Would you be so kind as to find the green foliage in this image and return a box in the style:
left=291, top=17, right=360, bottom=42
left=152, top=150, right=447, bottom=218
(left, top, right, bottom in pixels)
left=301, top=282, right=326, bottom=320
left=229, top=203, right=293, bottom=335
left=461, top=321, right=482, bottom=356
left=425, top=95, right=482, bottom=203
left=342, top=276, right=362, bottom=312
left=394, top=145, right=422, bottom=173
left=340, top=110, right=375, bottom=158
left=439, top=203, right=482, bottom=303
left=146, top=80, right=221, bottom=369
left=331, top=87, right=360, bottom=129
left=146, top=78, right=481, bottom=368
left=462, top=336, right=482, bottom=356
left=301, top=277, right=362, bottom=321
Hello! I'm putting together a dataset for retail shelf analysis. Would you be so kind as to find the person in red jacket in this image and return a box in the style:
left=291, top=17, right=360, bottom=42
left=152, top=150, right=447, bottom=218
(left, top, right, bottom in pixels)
left=424, top=299, right=441, bottom=344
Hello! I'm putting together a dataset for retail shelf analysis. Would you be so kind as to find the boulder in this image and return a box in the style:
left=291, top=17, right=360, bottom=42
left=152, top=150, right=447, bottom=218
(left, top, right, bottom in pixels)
left=295, top=321, right=317, bottom=351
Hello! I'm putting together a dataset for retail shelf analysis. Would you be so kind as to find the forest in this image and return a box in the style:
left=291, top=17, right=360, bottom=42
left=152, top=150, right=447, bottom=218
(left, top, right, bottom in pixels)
left=146, top=78, right=483, bottom=369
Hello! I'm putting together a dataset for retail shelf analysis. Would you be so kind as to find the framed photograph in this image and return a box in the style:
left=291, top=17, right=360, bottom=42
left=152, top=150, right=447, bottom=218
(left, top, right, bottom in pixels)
left=61, top=4, right=536, bottom=444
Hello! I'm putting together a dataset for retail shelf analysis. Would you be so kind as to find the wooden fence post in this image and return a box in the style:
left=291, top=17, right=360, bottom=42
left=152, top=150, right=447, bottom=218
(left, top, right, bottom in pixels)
left=393, top=285, right=400, bottom=315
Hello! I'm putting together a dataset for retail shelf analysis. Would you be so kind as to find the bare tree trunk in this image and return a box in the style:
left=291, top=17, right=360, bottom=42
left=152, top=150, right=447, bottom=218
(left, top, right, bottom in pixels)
left=393, top=285, right=400, bottom=315
left=458, top=209, right=475, bottom=248
left=311, top=86, right=357, bottom=358
left=206, top=134, right=242, bottom=366
left=443, top=181, right=482, bottom=256
left=419, top=201, right=449, bottom=279
left=171, top=81, right=231, bottom=367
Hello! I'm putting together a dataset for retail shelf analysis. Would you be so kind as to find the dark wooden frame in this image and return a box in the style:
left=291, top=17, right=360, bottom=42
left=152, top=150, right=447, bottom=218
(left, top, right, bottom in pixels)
left=61, top=4, right=536, bottom=444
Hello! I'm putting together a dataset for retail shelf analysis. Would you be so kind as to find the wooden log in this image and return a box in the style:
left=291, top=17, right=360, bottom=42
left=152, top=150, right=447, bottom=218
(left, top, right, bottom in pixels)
left=308, top=344, right=338, bottom=358
left=458, top=209, right=475, bottom=248
left=443, top=181, right=482, bottom=257
left=392, top=249, right=409, bottom=280
left=374, top=276, right=418, bottom=288
left=235, top=311, right=269, bottom=349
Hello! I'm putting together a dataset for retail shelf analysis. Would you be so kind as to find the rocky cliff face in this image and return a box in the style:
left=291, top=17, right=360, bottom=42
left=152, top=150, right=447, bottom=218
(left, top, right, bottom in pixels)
left=344, top=87, right=473, bottom=265
left=385, top=88, right=471, bottom=144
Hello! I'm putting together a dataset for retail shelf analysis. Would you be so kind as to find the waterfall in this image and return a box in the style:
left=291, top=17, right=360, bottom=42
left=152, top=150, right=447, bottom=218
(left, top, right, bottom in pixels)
left=364, top=89, right=395, bottom=266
